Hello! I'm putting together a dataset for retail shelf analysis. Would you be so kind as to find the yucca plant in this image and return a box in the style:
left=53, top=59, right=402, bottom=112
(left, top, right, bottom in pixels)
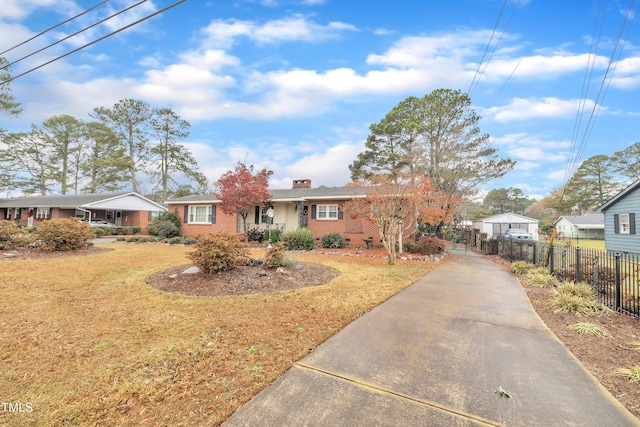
left=550, top=282, right=611, bottom=316
left=510, top=261, right=535, bottom=275
left=556, top=281, right=595, bottom=300
left=569, top=322, right=608, bottom=337
left=615, top=366, right=640, bottom=383
left=524, top=271, right=560, bottom=288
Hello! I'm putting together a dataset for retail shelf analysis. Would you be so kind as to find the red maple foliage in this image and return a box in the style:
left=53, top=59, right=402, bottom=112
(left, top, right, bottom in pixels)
left=215, top=162, right=273, bottom=236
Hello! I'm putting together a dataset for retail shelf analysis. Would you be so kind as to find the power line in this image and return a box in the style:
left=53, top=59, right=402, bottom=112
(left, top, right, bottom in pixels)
left=0, top=0, right=110, bottom=56
left=0, top=0, right=187, bottom=86
left=1, top=0, right=150, bottom=72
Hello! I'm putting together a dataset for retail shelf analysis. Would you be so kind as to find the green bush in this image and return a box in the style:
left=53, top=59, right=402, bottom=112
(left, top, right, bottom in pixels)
left=282, top=227, right=315, bottom=251
left=182, top=237, right=198, bottom=245
left=126, top=236, right=141, bottom=243
left=139, top=237, right=157, bottom=243
left=0, top=220, right=28, bottom=250
left=131, top=226, right=142, bottom=234
left=263, top=227, right=281, bottom=243
left=93, top=227, right=106, bottom=237
left=167, top=236, right=183, bottom=245
left=148, top=220, right=179, bottom=239
left=321, top=232, right=344, bottom=248
left=187, top=232, right=251, bottom=274
left=156, top=211, right=181, bottom=228
left=36, top=218, right=94, bottom=252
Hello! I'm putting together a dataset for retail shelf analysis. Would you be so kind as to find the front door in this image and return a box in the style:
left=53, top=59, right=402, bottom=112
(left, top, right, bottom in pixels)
left=115, top=211, right=122, bottom=226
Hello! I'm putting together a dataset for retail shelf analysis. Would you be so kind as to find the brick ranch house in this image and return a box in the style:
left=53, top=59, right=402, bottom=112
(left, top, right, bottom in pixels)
left=0, top=192, right=167, bottom=231
left=166, top=179, right=415, bottom=248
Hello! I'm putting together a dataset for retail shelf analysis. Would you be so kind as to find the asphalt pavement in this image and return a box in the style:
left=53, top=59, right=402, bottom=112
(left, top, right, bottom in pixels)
left=223, top=246, right=639, bottom=427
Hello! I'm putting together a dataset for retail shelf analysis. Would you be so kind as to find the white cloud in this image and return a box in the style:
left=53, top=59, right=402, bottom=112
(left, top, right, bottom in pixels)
left=201, top=15, right=357, bottom=49
left=485, top=97, right=599, bottom=122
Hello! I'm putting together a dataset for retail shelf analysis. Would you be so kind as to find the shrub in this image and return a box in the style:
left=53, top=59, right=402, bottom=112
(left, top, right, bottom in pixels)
left=139, top=237, right=157, bottom=243
left=93, top=227, right=107, bottom=237
left=182, top=237, right=198, bottom=245
left=0, top=220, right=28, bottom=250
left=569, top=322, right=608, bottom=337
left=404, top=235, right=446, bottom=255
left=148, top=220, right=179, bottom=239
left=167, top=236, right=184, bottom=245
left=156, top=211, right=181, bottom=229
left=321, top=232, right=344, bottom=248
left=282, top=227, right=315, bottom=251
left=246, top=227, right=264, bottom=243
left=550, top=281, right=611, bottom=315
left=263, top=228, right=281, bottom=243
left=131, top=226, right=142, bottom=235
left=263, top=242, right=288, bottom=268
left=126, top=236, right=141, bottom=243
left=36, top=218, right=95, bottom=252
left=187, top=232, right=251, bottom=274
left=523, top=271, right=559, bottom=288
left=510, top=261, right=535, bottom=275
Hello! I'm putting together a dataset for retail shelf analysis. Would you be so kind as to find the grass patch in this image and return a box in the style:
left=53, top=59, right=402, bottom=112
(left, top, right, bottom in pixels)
left=569, top=322, right=608, bottom=337
left=615, top=366, right=640, bottom=383
left=0, top=243, right=437, bottom=426
left=628, top=342, right=640, bottom=352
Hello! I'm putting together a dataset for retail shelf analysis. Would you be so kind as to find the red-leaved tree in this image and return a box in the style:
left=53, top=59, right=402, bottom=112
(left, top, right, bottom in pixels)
left=349, top=175, right=458, bottom=265
left=215, top=162, right=273, bottom=237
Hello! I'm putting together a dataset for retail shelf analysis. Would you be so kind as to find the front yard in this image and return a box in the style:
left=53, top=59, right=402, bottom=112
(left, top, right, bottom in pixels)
left=0, top=243, right=436, bottom=426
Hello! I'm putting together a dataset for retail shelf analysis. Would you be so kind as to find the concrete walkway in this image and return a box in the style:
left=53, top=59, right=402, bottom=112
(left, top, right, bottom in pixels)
left=224, top=247, right=639, bottom=426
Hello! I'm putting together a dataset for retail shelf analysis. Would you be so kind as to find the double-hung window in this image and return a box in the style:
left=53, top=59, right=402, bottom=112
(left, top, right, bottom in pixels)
left=36, top=208, right=50, bottom=220
left=317, top=204, right=338, bottom=220
left=188, top=205, right=214, bottom=224
left=619, top=213, right=630, bottom=234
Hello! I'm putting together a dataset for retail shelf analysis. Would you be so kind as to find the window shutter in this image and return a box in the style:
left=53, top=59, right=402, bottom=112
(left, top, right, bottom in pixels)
left=255, top=206, right=260, bottom=224
left=338, top=206, right=343, bottom=220
left=614, top=214, right=620, bottom=234
left=148, top=211, right=152, bottom=221
left=47, top=210, right=52, bottom=220
left=15, top=209, right=21, bottom=220
left=183, top=206, right=189, bottom=224
left=209, top=205, right=216, bottom=224
left=311, top=205, right=316, bottom=219
left=630, top=213, right=636, bottom=235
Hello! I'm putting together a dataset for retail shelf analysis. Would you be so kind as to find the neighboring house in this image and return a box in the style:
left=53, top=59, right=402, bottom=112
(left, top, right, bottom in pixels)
left=472, top=212, right=539, bottom=240
left=0, top=192, right=166, bottom=231
left=553, top=214, right=604, bottom=240
left=166, top=179, right=403, bottom=247
left=596, top=179, right=640, bottom=254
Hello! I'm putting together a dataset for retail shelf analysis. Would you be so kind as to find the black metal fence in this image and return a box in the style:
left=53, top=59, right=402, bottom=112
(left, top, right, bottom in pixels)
left=466, top=229, right=640, bottom=318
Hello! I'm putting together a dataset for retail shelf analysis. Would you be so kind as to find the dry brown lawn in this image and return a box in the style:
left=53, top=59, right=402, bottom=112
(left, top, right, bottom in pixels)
left=0, top=243, right=437, bottom=426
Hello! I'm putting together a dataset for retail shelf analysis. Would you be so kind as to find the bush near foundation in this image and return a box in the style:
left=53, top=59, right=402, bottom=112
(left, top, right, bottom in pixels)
left=36, top=218, right=95, bottom=252
left=187, top=232, right=251, bottom=274
left=282, top=227, right=315, bottom=251
left=404, top=235, right=446, bottom=255
left=321, top=232, right=345, bottom=248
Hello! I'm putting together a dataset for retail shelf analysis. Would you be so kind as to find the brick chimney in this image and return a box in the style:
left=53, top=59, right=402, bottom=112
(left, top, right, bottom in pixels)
left=292, top=179, right=311, bottom=189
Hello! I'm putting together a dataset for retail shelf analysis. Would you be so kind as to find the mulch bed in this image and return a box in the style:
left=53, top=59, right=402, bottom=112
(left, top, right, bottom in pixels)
left=147, top=262, right=340, bottom=297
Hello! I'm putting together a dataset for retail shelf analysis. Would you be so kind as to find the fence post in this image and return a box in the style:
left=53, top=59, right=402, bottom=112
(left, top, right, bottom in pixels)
left=615, top=253, right=622, bottom=312
left=549, top=244, right=554, bottom=274
left=576, top=247, right=581, bottom=282
left=533, top=242, right=537, bottom=265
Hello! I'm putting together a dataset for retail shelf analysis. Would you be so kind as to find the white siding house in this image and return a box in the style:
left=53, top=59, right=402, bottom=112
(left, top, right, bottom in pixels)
left=597, top=179, right=640, bottom=254
left=472, top=213, right=539, bottom=240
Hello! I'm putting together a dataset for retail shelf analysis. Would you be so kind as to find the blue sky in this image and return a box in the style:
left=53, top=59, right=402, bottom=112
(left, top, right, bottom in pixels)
left=1, top=0, right=640, bottom=200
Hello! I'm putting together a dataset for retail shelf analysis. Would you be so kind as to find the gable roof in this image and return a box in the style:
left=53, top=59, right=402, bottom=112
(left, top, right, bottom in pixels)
left=475, top=212, right=538, bottom=223
left=554, top=214, right=604, bottom=229
left=0, top=192, right=166, bottom=211
left=597, top=179, right=640, bottom=212
left=167, top=186, right=370, bottom=204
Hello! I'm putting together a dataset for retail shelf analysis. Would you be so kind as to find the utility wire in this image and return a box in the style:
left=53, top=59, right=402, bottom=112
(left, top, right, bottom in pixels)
left=0, top=0, right=110, bottom=56
left=0, top=0, right=187, bottom=86
left=468, top=0, right=508, bottom=96
left=1, top=0, right=149, bottom=71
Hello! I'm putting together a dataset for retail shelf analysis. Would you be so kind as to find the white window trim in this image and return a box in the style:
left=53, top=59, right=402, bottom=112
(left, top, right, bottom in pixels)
left=620, top=213, right=630, bottom=234
left=188, top=205, right=212, bottom=224
left=36, top=207, right=50, bottom=220
left=317, top=204, right=338, bottom=220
